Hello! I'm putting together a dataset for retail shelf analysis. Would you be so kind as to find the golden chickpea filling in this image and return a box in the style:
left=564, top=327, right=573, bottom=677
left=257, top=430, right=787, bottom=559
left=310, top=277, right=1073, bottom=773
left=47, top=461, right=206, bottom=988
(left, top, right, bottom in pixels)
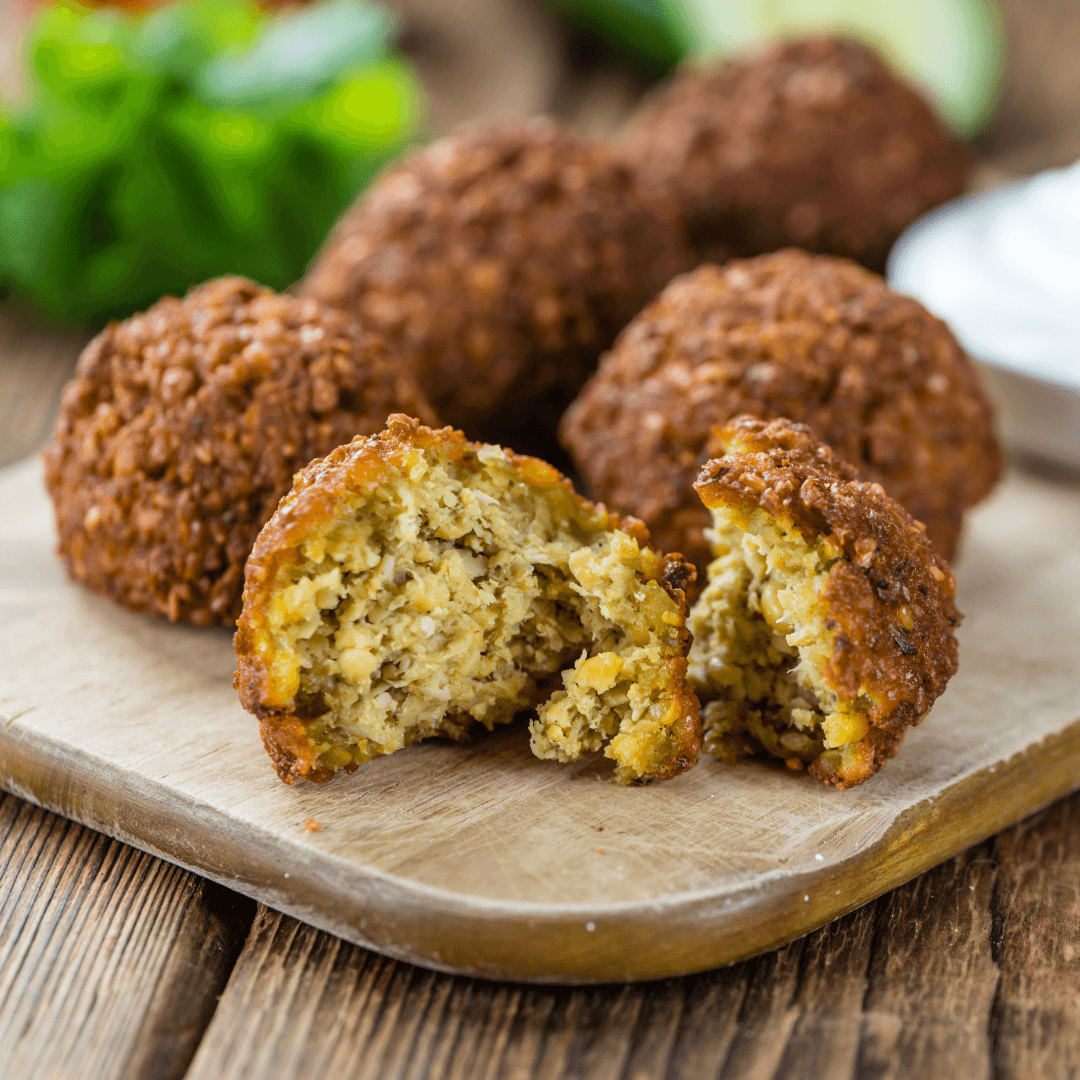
left=258, top=444, right=691, bottom=784
left=688, top=509, right=871, bottom=767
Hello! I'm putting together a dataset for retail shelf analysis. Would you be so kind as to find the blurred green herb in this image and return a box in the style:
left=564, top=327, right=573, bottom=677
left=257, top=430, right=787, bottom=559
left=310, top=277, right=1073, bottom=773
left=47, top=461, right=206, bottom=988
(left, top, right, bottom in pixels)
left=0, top=0, right=423, bottom=323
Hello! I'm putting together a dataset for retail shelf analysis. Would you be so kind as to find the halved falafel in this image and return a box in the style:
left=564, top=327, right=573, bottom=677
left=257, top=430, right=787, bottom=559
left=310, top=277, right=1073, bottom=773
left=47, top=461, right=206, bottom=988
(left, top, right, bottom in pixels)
left=235, top=415, right=700, bottom=786
left=43, top=277, right=438, bottom=626
left=560, top=250, right=1001, bottom=575
left=619, top=36, right=969, bottom=271
left=301, top=119, right=689, bottom=443
left=687, top=417, right=961, bottom=788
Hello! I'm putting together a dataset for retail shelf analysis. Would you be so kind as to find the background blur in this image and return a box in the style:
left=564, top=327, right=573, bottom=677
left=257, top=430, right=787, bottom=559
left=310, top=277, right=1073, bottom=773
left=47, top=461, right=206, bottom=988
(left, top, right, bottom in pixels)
left=2, top=0, right=1080, bottom=324
left=6, top=0, right=1080, bottom=162
left=2, top=0, right=1080, bottom=464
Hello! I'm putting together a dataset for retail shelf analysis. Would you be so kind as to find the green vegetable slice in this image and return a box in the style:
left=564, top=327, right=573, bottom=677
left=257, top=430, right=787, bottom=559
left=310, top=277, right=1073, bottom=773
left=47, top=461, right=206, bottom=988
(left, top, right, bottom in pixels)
left=660, top=0, right=1004, bottom=136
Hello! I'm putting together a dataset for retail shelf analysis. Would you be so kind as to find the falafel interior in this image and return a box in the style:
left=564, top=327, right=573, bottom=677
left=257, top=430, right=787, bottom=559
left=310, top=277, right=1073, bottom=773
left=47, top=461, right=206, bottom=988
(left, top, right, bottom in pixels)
left=686, top=417, right=960, bottom=789
left=236, top=416, right=700, bottom=786
left=688, top=505, right=863, bottom=778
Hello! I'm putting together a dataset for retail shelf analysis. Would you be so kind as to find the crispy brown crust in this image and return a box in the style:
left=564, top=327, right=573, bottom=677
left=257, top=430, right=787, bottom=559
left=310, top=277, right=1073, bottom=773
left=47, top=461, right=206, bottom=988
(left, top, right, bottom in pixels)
left=658, top=552, right=697, bottom=607
left=560, top=251, right=1001, bottom=578
left=808, top=728, right=904, bottom=790
left=235, top=414, right=700, bottom=784
left=619, top=36, right=969, bottom=270
left=43, top=277, right=438, bottom=627
left=639, top=557, right=701, bottom=783
left=696, top=416, right=960, bottom=784
left=639, top=655, right=702, bottom=784
left=301, top=119, right=690, bottom=438
left=258, top=715, right=335, bottom=786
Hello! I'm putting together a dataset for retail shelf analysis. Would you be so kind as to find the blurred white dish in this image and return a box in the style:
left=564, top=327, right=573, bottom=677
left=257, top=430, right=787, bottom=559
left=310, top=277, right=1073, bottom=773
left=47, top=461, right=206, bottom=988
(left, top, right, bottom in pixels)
left=888, top=164, right=1080, bottom=469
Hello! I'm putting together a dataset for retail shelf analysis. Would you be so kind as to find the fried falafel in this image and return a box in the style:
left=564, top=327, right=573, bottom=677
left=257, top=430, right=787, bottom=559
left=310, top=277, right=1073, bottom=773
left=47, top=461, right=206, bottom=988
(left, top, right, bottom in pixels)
left=687, top=417, right=960, bottom=788
left=234, top=415, right=700, bottom=786
left=43, top=277, right=438, bottom=626
left=560, top=251, right=1000, bottom=575
left=301, top=119, right=689, bottom=443
left=619, top=36, right=970, bottom=271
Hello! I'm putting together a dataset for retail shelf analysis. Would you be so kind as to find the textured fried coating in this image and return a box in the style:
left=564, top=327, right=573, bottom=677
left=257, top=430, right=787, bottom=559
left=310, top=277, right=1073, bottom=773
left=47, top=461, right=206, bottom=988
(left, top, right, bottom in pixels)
left=560, top=251, right=1000, bottom=577
left=301, top=119, right=689, bottom=440
left=43, top=277, right=438, bottom=626
left=235, top=415, right=700, bottom=786
left=619, top=36, right=969, bottom=271
left=687, top=416, right=961, bottom=788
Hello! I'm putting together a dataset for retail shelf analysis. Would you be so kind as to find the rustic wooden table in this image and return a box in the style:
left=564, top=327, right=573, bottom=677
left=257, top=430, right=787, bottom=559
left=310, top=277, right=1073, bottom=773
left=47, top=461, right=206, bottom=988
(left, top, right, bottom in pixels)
left=3, top=1, right=1080, bottom=1076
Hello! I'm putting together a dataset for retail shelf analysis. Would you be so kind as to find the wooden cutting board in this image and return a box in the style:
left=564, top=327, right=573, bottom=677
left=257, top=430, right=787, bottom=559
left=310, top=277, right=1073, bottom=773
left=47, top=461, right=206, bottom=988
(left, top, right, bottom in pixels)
left=1, top=456, right=1078, bottom=984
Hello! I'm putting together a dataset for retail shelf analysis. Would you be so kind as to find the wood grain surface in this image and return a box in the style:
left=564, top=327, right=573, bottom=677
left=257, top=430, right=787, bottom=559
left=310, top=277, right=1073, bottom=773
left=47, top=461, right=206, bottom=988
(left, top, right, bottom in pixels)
left=2, top=442, right=1079, bottom=983
left=0, top=794, right=253, bottom=1080
left=182, top=800, right=1080, bottom=1080
left=6, top=789, right=1080, bottom=1079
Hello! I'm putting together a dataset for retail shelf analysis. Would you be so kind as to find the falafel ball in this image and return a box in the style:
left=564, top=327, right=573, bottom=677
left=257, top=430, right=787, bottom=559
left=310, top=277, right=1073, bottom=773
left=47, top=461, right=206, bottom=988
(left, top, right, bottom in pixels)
left=619, top=36, right=970, bottom=271
left=235, top=415, right=700, bottom=786
left=43, top=277, right=439, bottom=627
left=687, top=417, right=960, bottom=788
left=560, top=251, right=1000, bottom=575
left=301, top=119, right=689, bottom=442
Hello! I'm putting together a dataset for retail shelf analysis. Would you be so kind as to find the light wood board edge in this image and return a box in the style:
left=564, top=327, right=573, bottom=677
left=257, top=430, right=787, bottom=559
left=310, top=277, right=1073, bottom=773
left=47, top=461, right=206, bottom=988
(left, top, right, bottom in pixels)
left=0, top=715, right=1078, bottom=985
